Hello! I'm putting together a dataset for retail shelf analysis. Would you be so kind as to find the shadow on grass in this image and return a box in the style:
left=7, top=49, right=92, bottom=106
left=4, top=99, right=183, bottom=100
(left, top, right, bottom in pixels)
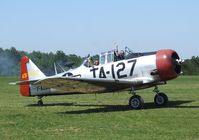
left=60, top=100, right=198, bottom=114
left=27, top=100, right=199, bottom=114
left=27, top=102, right=75, bottom=107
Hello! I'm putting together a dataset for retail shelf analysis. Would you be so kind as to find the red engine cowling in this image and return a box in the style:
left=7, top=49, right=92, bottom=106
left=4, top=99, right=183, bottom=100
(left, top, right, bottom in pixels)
left=156, top=49, right=182, bottom=81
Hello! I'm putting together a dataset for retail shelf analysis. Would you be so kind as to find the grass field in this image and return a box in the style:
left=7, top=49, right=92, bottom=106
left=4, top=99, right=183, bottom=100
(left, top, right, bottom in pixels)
left=0, top=76, right=199, bottom=140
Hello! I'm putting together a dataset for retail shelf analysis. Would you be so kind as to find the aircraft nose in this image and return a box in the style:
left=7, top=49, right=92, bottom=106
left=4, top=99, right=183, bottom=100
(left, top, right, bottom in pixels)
left=156, top=49, right=182, bottom=81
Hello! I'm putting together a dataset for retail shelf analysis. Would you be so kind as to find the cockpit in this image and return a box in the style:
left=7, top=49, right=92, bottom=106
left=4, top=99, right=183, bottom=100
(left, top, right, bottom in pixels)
left=83, top=47, right=156, bottom=67
left=83, top=50, right=121, bottom=67
left=100, top=51, right=115, bottom=64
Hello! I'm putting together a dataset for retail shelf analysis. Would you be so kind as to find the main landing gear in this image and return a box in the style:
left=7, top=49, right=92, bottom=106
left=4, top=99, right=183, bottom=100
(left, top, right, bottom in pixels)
left=37, top=96, right=43, bottom=106
left=128, top=86, right=168, bottom=109
left=128, top=87, right=144, bottom=109
left=129, top=95, right=144, bottom=109
left=153, top=86, right=168, bottom=106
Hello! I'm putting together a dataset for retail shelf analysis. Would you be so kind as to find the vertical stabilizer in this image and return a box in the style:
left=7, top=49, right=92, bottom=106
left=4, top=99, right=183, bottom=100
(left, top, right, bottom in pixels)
left=20, top=56, right=46, bottom=96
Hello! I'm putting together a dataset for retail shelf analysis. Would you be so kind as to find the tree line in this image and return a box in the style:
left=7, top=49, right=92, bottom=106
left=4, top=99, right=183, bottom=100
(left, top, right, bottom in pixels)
left=0, top=47, right=199, bottom=76
left=0, top=47, right=83, bottom=76
left=182, top=56, right=199, bottom=75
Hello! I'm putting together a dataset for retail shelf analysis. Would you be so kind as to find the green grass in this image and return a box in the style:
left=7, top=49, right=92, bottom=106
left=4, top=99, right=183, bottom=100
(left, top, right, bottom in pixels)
left=0, top=76, right=199, bottom=140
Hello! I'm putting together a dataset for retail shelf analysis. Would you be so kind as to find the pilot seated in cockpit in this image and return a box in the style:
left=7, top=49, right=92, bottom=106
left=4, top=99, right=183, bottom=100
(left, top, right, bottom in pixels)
left=114, top=50, right=125, bottom=61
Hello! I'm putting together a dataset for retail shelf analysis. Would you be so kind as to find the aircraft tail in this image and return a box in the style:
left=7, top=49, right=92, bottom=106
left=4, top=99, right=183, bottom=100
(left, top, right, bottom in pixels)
left=20, top=56, right=46, bottom=96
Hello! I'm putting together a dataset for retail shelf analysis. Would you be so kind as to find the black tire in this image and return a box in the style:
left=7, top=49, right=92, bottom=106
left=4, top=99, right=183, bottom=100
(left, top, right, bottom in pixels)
left=154, top=93, right=168, bottom=106
left=38, top=100, right=43, bottom=106
left=129, top=95, right=144, bottom=109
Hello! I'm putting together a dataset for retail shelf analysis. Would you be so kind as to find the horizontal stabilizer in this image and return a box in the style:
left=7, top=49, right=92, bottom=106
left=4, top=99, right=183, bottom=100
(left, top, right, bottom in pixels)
left=9, top=79, right=38, bottom=85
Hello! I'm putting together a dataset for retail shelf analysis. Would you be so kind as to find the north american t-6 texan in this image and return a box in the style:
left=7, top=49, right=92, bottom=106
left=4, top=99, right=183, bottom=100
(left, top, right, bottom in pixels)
left=11, top=47, right=183, bottom=109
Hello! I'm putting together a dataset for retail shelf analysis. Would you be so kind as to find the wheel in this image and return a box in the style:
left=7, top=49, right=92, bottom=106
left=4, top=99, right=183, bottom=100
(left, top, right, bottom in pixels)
left=129, top=95, right=144, bottom=109
left=38, top=100, right=43, bottom=106
left=154, top=93, right=168, bottom=106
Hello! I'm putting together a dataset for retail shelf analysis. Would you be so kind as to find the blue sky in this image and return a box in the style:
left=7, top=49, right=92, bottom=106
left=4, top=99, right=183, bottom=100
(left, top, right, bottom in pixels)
left=0, top=0, right=198, bottom=58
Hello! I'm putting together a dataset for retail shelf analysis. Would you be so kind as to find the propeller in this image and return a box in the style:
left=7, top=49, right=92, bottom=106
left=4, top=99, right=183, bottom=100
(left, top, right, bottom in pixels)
left=171, top=53, right=184, bottom=74
left=175, top=59, right=184, bottom=65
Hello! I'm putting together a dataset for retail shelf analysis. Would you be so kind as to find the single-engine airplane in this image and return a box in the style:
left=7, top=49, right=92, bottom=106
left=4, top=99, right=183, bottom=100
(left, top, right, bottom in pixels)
left=11, top=47, right=183, bottom=109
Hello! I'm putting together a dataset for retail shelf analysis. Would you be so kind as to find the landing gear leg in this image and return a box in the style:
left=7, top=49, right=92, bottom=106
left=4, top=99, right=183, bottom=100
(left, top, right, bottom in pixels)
left=153, top=86, right=168, bottom=107
left=129, top=87, right=144, bottom=109
left=37, top=96, right=43, bottom=106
